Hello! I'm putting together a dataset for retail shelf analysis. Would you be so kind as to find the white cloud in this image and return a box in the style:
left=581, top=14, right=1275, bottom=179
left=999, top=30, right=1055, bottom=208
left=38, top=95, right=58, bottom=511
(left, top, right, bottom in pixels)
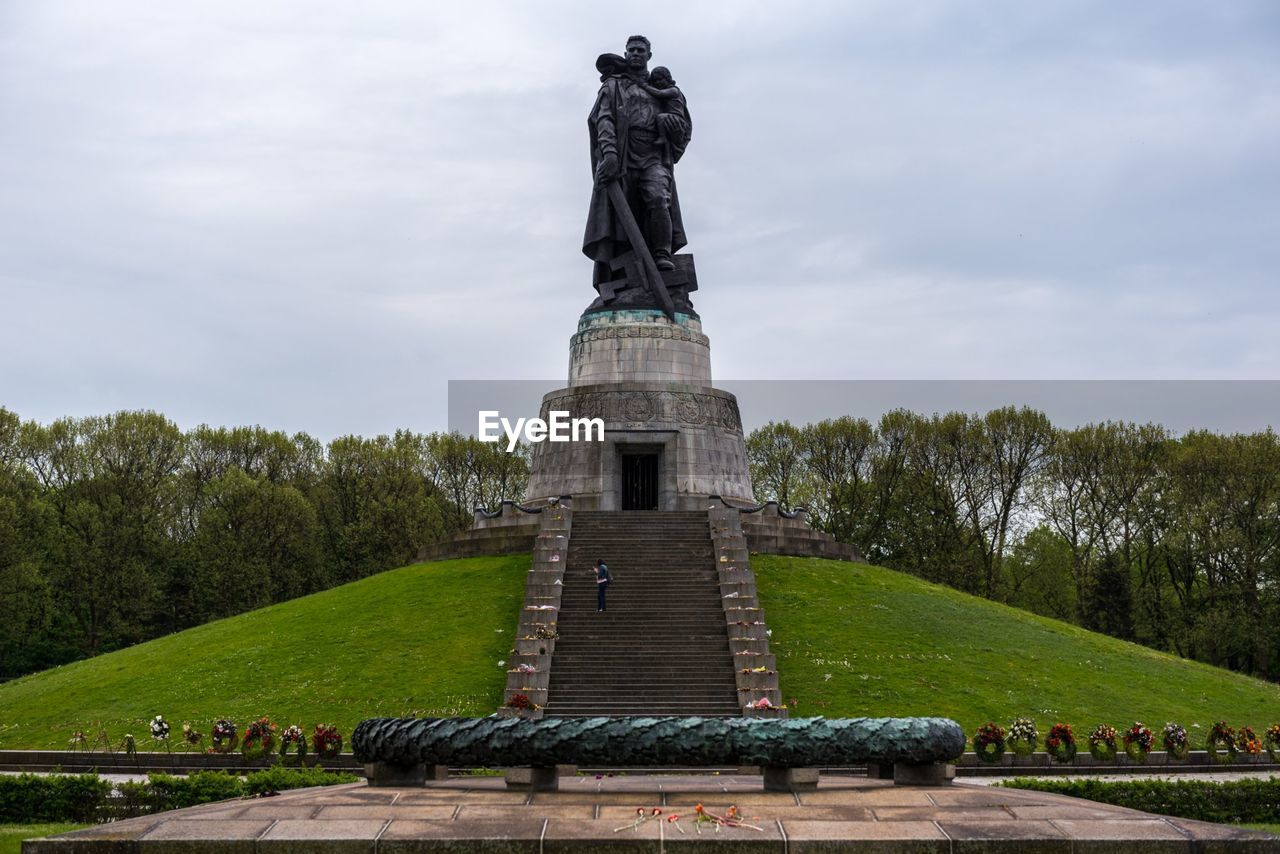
left=2, top=0, right=1278, bottom=436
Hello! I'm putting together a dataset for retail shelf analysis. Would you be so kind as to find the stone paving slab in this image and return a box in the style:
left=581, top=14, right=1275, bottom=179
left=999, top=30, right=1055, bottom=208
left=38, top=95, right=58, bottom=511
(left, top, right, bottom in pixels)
left=379, top=819, right=545, bottom=853
left=20, top=776, right=1280, bottom=852
left=783, top=819, right=948, bottom=853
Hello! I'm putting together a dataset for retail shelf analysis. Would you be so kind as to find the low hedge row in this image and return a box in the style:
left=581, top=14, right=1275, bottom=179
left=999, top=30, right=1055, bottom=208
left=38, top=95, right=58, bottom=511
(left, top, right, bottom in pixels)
left=0, top=767, right=359, bottom=823
left=1001, top=777, right=1280, bottom=824
left=0, top=774, right=111, bottom=823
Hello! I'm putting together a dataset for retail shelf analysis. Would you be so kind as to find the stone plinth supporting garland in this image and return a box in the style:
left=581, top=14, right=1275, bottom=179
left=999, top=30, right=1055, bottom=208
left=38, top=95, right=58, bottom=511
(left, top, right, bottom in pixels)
left=709, top=500, right=785, bottom=718
left=353, top=716, right=965, bottom=791
left=500, top=498, right=574, bottom=718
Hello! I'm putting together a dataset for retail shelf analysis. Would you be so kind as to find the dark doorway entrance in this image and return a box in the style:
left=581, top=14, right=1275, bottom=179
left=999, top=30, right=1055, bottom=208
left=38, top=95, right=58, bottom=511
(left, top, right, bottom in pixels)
left=621, top=453, right=660, bottom=510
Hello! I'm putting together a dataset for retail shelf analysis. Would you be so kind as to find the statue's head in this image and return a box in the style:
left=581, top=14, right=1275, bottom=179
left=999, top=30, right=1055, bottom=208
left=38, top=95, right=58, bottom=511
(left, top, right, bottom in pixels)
left=649, top=66, right=674, bottom=88
left=625, top=35, right=651, bottom=70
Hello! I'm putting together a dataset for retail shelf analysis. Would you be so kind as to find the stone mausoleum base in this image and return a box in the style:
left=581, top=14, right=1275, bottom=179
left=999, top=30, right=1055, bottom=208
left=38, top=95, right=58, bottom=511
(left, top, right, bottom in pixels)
left=29, top=774, right=1279, bottom=851
left=525, top=309, right=755, bottom=510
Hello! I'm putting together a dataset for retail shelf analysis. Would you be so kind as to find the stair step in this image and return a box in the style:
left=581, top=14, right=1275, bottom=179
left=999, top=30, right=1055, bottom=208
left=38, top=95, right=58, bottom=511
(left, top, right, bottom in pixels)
left=530, top=510, right=754, bottom=718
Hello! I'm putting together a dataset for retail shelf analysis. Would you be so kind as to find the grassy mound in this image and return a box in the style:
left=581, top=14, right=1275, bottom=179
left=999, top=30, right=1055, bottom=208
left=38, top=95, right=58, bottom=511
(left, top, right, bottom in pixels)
left=755, top=555, right=1280, bottom=732
left=4, top=551, right=1275, bottom=750
left=0, top=556, right=528, bottom=749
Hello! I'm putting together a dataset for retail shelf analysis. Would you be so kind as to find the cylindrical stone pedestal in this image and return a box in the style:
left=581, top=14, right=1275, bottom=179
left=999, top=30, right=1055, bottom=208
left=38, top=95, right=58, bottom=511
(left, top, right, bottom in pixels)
left=569, top=310, right=712, bottom=386
left=526, top=309, right=755, bottom=510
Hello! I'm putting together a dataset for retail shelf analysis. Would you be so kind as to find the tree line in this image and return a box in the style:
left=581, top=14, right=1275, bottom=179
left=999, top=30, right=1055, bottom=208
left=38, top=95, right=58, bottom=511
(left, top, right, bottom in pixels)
left=0, top=408, right=528, bottom=680
left=747, top=409, right=1280, bottom=682
left=5, top=404, right=1275, bottom=686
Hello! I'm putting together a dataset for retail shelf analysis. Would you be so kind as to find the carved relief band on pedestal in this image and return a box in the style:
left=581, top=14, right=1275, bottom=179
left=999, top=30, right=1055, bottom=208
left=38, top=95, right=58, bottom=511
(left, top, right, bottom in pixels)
left=539, top=386, right=743, bottom=434
left=571, top=323, right=710, bottom=348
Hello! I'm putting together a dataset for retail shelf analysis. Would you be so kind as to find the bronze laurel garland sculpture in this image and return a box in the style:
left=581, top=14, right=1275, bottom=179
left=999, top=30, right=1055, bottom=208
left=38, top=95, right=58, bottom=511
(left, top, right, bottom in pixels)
left=352, top=716, right=965, bottom=769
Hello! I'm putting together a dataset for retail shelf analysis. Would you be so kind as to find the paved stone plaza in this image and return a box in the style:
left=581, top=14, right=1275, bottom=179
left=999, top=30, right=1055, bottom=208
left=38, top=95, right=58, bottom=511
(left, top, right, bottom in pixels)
left=27, top=774, right=1280, bottom=851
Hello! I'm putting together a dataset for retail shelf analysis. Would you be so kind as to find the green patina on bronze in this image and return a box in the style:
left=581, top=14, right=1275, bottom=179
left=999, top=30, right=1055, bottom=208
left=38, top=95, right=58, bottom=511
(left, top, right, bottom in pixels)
left=352, top=716, right=965, bottom=768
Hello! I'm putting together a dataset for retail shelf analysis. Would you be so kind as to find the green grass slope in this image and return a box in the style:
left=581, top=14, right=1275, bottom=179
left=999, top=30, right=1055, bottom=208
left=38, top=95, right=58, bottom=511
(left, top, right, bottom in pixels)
left=4, top=551, right=1275, bottom=750
left=0, top=556, right=528, bottom=749
left=755, top=555, right=1280, bottom=734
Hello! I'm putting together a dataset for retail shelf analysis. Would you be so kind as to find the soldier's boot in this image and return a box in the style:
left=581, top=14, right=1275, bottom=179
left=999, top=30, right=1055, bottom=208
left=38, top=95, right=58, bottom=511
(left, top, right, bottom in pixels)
left=648, top=207, right=675, bottom=271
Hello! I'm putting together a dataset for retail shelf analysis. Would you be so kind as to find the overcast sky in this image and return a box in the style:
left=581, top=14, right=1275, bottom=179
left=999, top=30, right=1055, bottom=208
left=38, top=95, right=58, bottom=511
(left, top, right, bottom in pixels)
left=2, top=1, right=1278, bottom=438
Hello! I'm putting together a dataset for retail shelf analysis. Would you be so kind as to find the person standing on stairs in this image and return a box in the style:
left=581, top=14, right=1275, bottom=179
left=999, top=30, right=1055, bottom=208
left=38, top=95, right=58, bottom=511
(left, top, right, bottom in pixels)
left=594, top=558, right=612, bottom=611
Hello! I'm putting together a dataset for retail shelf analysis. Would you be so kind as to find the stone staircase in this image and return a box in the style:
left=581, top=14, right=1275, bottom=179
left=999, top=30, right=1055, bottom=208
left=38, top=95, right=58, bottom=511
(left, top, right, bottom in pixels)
left=543, top=510, right=741, bottom=717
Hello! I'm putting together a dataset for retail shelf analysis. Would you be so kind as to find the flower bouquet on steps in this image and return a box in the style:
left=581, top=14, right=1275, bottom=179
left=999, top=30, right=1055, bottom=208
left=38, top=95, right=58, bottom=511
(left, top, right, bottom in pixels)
left=973, top=722, right=1006, bottom=764
left=312, top=723, right=343, bottom=762
left=1265, top=724, right=1280, bottom=763
left=1162, top=722, right=1189, bottom=761
left=1046, top=723, right=1077, bottom=764
left=1088, top=724, right=1118, bottom=762
left=1238, top=726, right=1263, bottom=758
left=1007, top=718, right=1038, bottom=757
left=1207, top=721, right=1238, bottom=765
left=1122, top=722, right=1154, bottom=763
left=279, top=725, right=307, bottom=766
left=241, top=717, right=277, bottom=761
left=210, top=719, right=238, bottom=754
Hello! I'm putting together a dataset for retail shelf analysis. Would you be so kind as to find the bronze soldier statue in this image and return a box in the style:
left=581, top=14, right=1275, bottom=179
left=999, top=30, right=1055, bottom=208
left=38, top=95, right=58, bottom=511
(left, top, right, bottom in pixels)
left=582, top=36, right=693, bottom=306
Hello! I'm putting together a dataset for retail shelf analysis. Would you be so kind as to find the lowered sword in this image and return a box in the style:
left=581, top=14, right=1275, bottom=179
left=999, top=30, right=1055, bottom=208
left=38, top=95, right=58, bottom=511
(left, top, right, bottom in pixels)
left=605, top=180, right=677, bottom=321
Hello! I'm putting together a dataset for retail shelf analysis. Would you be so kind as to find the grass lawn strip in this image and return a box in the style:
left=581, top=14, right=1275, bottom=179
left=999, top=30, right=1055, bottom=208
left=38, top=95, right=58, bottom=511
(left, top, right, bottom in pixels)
left=0, top=824, right=90, bottom=854
left=1241, top=823, right=1280, bottom=835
